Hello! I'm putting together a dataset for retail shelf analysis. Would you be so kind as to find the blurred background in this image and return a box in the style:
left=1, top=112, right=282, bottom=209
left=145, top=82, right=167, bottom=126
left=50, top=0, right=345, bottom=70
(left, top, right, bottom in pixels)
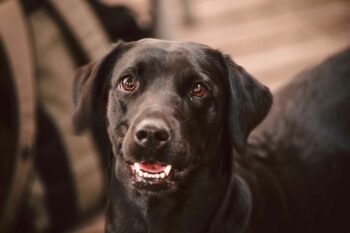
left=0, top=0, right=349, bottom=232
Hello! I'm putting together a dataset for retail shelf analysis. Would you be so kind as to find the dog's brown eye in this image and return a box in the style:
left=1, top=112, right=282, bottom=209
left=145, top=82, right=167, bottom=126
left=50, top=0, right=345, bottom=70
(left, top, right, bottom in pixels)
left=190, top=82, right=207, bottom=97
left=120, top=76, right=137, bottom=92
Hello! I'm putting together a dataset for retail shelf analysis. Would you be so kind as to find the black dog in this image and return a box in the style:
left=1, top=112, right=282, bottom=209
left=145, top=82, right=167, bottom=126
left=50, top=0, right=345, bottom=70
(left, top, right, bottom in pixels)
left=73, top=39, right=350, bottom=233
left=246, top=47, right=350, bottom=233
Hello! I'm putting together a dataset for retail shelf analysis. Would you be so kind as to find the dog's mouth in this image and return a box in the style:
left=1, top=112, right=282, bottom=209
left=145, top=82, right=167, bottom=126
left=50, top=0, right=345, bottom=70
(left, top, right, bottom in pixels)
left=132, top=162, right=172, bottom=179
left=126, top=161, right=180, bottom=193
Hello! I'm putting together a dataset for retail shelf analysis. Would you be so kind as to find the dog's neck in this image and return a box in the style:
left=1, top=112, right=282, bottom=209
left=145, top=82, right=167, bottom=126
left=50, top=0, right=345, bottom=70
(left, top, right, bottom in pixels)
left=236, top=144, right=292, bottom=233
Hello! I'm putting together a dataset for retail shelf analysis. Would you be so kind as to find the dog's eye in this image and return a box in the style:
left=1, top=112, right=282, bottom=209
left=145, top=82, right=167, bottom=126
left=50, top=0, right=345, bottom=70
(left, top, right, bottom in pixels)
left=190, top=82, right=207, bottom=97
left=120, top=76, right=138, bottom=92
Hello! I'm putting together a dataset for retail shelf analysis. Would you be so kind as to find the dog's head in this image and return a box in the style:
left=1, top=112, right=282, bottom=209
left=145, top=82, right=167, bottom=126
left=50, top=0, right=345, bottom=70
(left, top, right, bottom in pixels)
left=73, top=39, right=272, bottom=195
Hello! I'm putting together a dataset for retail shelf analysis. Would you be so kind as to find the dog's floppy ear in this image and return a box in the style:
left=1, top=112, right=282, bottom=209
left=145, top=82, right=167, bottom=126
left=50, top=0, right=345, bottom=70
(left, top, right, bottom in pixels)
left=224, top=55, right=272, bottom=154
left=73, top=59, right=104, bottom=133
left=73, top=42, right=127, bottom=133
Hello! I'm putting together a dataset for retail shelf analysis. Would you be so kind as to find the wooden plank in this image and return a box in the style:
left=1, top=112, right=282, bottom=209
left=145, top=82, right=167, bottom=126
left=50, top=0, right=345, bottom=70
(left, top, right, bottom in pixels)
left=177, top=1, right=350, bottom=56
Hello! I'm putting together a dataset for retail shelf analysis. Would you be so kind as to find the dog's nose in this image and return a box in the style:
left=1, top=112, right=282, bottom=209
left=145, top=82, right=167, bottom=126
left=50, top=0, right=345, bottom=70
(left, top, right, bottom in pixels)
left=134, top=119, right=171, bottom=148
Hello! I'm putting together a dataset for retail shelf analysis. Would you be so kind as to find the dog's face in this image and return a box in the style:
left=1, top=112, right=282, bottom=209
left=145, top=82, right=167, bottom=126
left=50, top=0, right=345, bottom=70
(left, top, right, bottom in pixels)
left=73, top=39, right=272, bottom=196
left=107, top=40, right=229, bottom=194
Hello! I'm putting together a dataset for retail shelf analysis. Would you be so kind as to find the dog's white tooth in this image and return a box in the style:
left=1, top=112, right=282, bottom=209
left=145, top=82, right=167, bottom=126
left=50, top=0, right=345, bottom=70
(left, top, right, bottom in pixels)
left=151, top=174, right=156, bottom=179
left=160, top=173, right=166, bottom=179
left=155, top=174, right=160, bottom=179
left=144, top=172, right=150, bottom=178
left=134, top=163, right=140, bottom=172
left=164, top=165, right=172, bottom=176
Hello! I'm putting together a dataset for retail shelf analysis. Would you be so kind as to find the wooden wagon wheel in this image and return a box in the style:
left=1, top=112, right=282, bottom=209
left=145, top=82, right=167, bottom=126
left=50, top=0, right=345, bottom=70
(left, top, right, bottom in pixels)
left=0, top=1, right=36, bottom=232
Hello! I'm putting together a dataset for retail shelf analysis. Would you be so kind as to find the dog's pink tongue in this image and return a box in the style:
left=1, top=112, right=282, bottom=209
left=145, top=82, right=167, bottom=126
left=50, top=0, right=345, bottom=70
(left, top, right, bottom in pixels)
left=139, top=163, right=165, bottom=173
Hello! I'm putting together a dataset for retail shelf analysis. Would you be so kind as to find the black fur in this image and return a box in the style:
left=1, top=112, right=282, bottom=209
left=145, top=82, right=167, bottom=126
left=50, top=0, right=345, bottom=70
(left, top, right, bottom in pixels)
left=247, top=47, right=350, bottom=233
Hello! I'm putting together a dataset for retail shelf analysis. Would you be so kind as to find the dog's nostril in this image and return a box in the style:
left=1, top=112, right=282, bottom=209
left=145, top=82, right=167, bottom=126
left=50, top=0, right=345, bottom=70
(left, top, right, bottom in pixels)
left=155, top=130, right=170, bottom=142
left=136, top=130, right=148, bottom=141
